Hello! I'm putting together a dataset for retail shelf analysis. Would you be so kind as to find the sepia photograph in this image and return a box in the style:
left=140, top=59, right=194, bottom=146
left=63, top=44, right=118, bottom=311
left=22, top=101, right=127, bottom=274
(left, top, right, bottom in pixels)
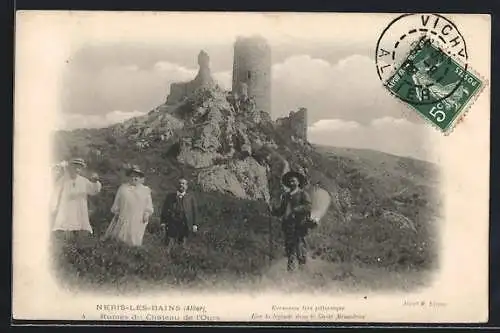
left=13, top=11, right=491, bottom=323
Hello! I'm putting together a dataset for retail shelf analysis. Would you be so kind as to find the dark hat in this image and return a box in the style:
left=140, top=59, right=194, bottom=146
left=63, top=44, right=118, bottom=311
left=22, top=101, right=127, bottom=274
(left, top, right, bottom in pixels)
left=126, top=164, right=144, bottom=177
left=69, top=158, right=86, bottom=167
left=282, top=170, right=307, bottom=188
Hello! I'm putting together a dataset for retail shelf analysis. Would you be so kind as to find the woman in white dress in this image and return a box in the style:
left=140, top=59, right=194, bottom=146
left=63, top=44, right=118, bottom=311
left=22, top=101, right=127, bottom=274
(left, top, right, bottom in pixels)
left=103, top=165, right=154, bottom=246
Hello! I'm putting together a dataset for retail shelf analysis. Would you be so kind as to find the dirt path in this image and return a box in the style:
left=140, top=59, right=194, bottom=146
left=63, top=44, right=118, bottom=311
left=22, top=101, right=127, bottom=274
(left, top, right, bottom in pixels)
left=224, top=257, right=432, bottom=294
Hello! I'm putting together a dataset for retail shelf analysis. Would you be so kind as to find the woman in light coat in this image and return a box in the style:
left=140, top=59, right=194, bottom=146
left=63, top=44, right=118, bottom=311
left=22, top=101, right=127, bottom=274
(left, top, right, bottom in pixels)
left=103, top=165, right=153, bottom=246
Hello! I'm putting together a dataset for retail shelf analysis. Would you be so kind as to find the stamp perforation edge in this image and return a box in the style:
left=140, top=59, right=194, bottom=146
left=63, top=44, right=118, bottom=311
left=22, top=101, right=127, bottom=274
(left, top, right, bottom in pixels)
left=380, top=36, right=489, bottom=136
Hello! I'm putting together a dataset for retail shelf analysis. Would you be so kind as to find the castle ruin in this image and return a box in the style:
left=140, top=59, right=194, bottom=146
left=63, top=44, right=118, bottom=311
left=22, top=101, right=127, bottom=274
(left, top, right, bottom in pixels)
left=276, top=108, right=308, bottom=142
left=231, top=36, right=272, bottom=115
left=166, top=50, right=215, bottom=105
left=164, top=36, right=307, bottom=141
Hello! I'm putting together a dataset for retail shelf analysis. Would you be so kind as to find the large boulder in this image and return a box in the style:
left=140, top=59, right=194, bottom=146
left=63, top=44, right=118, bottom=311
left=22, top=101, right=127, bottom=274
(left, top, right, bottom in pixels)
left=197, top=157, right=270, bottom=201
left=197, top=165, right=247, bottom=198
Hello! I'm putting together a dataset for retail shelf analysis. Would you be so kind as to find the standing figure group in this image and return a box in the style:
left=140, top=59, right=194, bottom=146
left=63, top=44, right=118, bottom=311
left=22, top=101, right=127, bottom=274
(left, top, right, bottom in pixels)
left=50, top=158, right=200, bottom=250
left=51, top=157, right=318, bottom=273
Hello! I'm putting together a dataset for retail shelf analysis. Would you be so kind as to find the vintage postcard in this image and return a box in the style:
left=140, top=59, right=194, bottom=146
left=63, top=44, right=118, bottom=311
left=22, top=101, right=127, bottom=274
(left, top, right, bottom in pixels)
left=13, top=11, right=491, bottom=323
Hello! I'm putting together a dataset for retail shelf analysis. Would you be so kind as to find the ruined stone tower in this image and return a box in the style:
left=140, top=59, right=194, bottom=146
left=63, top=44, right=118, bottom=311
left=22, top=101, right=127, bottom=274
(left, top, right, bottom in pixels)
left=232, top=36, right=272, bottom=114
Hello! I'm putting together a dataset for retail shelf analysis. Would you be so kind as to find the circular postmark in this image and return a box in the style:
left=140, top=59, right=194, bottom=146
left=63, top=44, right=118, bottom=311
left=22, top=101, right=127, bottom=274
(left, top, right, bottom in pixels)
left=375, top=14, right=468, bottom=105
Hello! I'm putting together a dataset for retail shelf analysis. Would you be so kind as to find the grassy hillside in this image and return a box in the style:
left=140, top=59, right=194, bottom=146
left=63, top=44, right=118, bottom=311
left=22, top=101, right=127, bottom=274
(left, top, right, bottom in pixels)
left=51, top=123, right=441, bottom=293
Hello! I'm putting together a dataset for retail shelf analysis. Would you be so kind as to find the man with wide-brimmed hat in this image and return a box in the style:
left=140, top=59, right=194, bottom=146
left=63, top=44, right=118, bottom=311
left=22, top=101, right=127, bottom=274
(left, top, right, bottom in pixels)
left=50, top=157, right=102, bottom=242
left=271, top=170, right=312, bottom=272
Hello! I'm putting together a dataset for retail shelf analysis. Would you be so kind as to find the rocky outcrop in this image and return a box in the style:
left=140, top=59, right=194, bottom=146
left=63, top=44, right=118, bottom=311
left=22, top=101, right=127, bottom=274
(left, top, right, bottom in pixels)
left=177, top=138, right=220, bottom=169
left=175, top=87, right=235, bottom=168
left=173, top=82, right=277, bottom=170
left=111, top=106, right=184, bottom=143
left=265, top=149, right=291, bottom=206
left=89, top=49, right=312, bottom=202
left=198, top=165, right=247, bottom=198
left=197, top=157, right=270, bottom=201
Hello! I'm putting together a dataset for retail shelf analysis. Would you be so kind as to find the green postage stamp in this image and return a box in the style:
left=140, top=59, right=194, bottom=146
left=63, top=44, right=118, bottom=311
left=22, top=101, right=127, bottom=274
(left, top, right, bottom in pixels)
left=384, top=37, right=484, bottom=134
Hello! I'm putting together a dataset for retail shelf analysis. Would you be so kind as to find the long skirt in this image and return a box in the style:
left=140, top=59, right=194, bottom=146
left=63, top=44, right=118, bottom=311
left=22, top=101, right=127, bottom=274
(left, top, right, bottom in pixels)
left=103, top=215, right=147, bottom=247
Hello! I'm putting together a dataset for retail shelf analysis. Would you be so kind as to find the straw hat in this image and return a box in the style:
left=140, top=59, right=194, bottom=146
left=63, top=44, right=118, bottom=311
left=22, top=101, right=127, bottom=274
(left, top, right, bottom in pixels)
left=126, top=164, right=144, bottom=177
left=69, top=158, right=86, bottom=168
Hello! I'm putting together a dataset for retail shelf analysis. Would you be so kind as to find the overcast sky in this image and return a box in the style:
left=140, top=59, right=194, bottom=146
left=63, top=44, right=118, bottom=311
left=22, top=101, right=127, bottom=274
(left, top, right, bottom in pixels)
left=58, top=38, right=439, bottom=163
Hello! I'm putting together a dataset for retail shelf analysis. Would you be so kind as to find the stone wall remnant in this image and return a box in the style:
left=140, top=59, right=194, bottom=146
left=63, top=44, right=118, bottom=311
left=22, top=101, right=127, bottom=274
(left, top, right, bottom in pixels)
left=166, top=50, right=216, bottom=105
left=276, top=107, right=308, bottom=141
